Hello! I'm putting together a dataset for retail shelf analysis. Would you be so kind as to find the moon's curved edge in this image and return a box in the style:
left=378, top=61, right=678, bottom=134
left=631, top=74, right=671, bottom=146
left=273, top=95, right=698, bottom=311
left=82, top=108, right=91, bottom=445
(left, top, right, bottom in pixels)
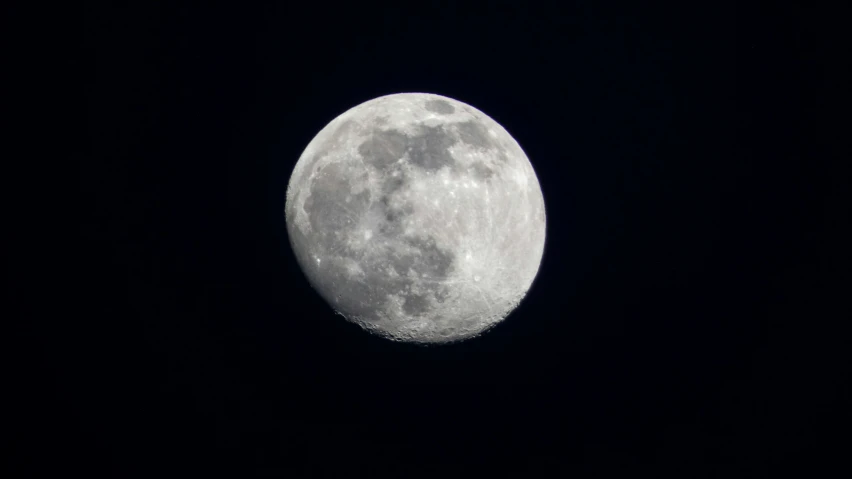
left=285, top=92, right=547, bottom=343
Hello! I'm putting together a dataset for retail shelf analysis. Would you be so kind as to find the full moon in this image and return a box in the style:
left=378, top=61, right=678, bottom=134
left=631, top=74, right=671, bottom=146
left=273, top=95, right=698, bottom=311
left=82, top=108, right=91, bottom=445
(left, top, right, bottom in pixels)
left=285, top=93, right=545, bottom=344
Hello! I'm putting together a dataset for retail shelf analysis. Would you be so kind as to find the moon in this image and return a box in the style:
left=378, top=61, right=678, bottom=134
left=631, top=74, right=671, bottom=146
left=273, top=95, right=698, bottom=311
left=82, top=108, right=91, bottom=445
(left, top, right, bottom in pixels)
left=285, top=93, right=545, bottom=344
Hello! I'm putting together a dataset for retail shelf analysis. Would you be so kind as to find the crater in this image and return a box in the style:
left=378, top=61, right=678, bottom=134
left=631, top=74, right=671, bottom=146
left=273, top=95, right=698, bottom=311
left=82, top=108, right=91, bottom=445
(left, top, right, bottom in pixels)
left=424, top=99, right=455, bottom=115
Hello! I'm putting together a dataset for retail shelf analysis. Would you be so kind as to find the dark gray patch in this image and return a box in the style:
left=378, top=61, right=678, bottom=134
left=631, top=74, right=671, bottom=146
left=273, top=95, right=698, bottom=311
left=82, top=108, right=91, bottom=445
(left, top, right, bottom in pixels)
left=424, top=99, right=455, bottom=115
left=405, top=235, right=455, bottom=279
left=381, top=166, right=407, bottom=195
left=383, top=176, right=405, bottom=195
left=402, top=293, right=430, bottom=316
left=390, top=251, right=417, bottom=276
left=304, top=162, right=371, bottom=252
left=433, top=287, right=450, bottom=304
left=289, top=120, right=356, bottom=199
left=468, top=161, right=495, bottom=180
left=358, top=130, right=409, bottom=170
left=375, top=203, right=413, bottom=237
left=319, top=259, right=410, bottom=323
left=385, top=209, right=402, bottom=224
left=455, top=120, right=493, bottom=149
left=408, top=125, right=457, bottom=171
left=380, top=234, right=455, bottom=282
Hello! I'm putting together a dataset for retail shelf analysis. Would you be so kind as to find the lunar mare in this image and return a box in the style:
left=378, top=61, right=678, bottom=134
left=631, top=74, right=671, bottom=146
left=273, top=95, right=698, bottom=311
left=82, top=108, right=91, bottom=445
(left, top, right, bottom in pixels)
left=285, top=93, right=545, bottom=343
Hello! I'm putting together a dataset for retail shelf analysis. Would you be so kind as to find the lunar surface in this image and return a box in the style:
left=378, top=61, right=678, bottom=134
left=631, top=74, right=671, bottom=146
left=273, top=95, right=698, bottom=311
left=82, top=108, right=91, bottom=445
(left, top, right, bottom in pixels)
left=285, top=93, right=545, bottom=343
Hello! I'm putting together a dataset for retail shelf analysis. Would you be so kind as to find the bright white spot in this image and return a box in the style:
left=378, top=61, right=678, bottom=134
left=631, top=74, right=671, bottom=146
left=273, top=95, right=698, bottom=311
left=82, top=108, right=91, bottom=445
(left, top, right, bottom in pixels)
left=474, top=275, right=481, bottom=282
left=465, top=253, right=472, bottom=261
left=364, top=230, right=372, bottom=240
left=443, top=178, right=449, bottom=185
left=450, top=192, right=456, bottom=197
left=346, top=263, right=362, bottom=276
left=513, top=169, right=528, bottom=188
left=315, top=257, right=321, bottom=265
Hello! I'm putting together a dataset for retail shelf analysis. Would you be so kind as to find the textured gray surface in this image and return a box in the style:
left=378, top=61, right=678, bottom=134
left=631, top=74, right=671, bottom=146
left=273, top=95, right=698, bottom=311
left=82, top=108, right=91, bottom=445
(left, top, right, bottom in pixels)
left=286, top=93, right=546, bottom=343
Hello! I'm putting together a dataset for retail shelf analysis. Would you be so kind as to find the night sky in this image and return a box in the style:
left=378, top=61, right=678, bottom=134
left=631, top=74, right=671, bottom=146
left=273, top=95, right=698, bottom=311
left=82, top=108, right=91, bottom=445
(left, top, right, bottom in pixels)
left=17, top=1, right=848, bottom=477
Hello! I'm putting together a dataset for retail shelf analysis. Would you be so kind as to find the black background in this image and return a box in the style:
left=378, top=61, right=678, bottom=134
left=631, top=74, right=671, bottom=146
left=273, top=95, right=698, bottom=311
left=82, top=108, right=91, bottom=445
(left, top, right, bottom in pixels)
left=18, top=1, right=849, bottom=477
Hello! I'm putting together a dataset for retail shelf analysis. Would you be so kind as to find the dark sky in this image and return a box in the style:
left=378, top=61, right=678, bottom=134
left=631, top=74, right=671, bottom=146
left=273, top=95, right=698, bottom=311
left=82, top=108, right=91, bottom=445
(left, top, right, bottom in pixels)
left=18, top=1, right=847, bottom=477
